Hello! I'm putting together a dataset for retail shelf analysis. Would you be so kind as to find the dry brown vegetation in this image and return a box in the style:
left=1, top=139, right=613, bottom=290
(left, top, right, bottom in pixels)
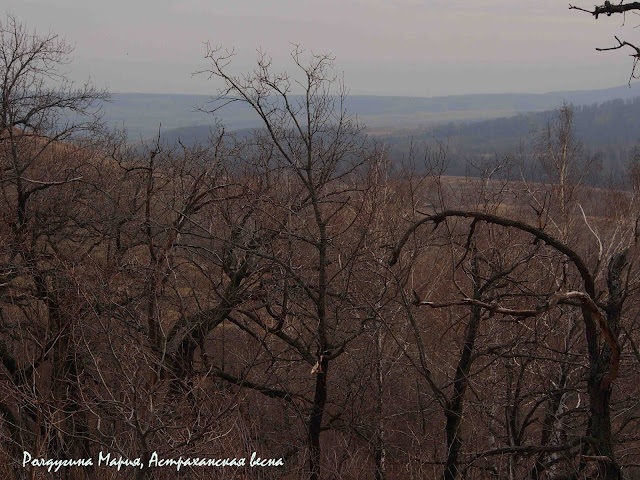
left=2, top=14, right=640, bottom=480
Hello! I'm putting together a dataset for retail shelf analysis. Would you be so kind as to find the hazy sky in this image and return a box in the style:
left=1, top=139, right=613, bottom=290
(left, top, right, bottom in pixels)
left=5, top=0, right=640, bottom=97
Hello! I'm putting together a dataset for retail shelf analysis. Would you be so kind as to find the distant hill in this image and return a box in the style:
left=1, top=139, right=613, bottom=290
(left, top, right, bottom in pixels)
left=382, top=97, right=640, bottom=179
left=102, top=84, right=640, bottom=140
left=105, top=88, right=640, bottom=183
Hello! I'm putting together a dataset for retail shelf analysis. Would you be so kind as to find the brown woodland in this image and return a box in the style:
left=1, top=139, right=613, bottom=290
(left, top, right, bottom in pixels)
left=2, top=14, right=640, bottom=480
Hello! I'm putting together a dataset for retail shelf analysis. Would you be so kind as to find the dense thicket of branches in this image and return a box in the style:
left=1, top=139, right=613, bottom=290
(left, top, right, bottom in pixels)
left=2, top=15, right=640, bottom=480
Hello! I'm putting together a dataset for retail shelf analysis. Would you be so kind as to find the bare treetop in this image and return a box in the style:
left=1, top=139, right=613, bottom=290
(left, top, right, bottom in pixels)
left=0, top=13, right=108, bottom=138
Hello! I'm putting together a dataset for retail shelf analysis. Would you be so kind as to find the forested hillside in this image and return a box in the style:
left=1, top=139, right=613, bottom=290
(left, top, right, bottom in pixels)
left=2, top=15, right=640, bottom=480
left=154, top=96, right=640, bottom=182
left=383, top=97, right=640, bottom=180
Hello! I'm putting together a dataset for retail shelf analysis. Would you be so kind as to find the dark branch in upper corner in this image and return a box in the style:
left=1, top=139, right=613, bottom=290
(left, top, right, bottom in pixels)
left=596, top=35, right=640, bottom=57
left=569, top=2, right=640, bottom=19
left=596, top=36, right=640, bottom=85
left=569, top=2, right=640, bottom=85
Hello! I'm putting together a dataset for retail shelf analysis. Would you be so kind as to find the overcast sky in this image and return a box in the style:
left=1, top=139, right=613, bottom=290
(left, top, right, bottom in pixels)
left=5, top=0, right=640, bottom=97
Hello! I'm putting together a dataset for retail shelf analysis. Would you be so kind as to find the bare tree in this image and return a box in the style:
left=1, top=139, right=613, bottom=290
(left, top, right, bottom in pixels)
left=0, top=13, right=108, bottom=477
left=195, top=45, right=386, bottom=480
left=391, top=203, right=636, bottom=479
